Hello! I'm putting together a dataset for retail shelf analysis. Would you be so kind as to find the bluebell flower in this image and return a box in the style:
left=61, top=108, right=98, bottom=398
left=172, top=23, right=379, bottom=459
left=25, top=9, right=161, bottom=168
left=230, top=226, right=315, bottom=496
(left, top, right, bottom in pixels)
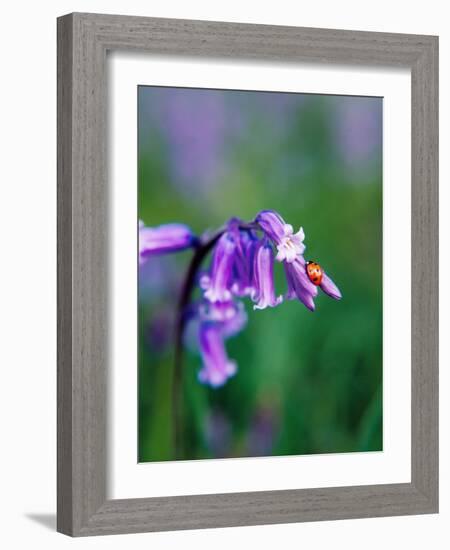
left=285, top=257, right=342, bottom=310
left=319, top=272, right=342, bottom=300
left=229, top=224, right=259, bottom=298
left=139, top=220, right=197, bottom=265
left=284, top=258, right=318, bottom=311
left=197, top=323, right=237, bottom=388
left=139, top=210, right=342, bottom=388
left=255, top=210, right=305, bottom=263
left=251, top=239, right=283, bottom=310
left=194, top=296, right=247, bottom=388
left=202, top=232, right=236, bottom=303
left=205, top=410, right=232, bottom=457
left=198, top=298, right=248, bottom=338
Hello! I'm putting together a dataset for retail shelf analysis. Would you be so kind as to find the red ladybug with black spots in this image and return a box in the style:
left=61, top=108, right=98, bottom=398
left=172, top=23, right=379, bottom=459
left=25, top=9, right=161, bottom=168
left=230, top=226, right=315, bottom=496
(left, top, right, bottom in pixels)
left=306, top=261, right=323, bottom=286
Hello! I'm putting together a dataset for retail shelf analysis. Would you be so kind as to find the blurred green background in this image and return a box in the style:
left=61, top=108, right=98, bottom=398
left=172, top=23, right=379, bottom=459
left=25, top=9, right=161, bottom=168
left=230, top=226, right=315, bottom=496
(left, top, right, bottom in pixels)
left=138, top=86, right=382, bottom=462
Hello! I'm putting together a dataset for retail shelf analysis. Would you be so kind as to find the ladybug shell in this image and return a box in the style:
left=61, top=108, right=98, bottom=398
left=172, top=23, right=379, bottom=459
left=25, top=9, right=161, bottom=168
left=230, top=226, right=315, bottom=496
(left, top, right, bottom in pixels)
left=306, top=261, right=323, bottom=286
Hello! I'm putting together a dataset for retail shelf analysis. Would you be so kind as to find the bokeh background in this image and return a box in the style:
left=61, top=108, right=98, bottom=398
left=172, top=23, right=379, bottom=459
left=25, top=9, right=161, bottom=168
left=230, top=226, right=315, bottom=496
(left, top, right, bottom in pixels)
left=138, top=86, right=382, bottom=462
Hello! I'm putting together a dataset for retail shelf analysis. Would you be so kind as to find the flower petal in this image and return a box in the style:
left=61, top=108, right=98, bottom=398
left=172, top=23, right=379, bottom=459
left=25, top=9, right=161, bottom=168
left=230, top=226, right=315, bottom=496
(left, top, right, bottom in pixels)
left=284, top=259, right=317, bottom=311
left=197, top=324, right=237, bottom=388
left=252, top=240, right=283, bottom=310
left=229, top=226, right=258, bottom=297
left=204, top=233, right=236, bottom=303
left=255, top=210, right=287, bottom=244
left=320, top=272, right=342, bottom=300
left=139, top=221, right=196, bottom=264
left=275, top=227, right=305, bottom=263
left=255, top=211, right=306, bottom=264
left=198, top=299, right=248, bottom=339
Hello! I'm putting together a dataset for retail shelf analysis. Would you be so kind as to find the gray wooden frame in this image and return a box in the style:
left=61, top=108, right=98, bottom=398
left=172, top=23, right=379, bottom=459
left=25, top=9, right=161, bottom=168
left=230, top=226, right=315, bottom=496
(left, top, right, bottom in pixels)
left=57, top=12, right=438, bottom=537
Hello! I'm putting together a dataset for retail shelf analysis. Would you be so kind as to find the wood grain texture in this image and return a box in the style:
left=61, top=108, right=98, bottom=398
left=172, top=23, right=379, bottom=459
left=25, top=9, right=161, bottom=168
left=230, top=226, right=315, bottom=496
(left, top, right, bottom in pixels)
left=57, top=12, right=439, bottom=536
left=57, top=13, right=73, bottom=535
left=410, top=35, right=439, bottom=507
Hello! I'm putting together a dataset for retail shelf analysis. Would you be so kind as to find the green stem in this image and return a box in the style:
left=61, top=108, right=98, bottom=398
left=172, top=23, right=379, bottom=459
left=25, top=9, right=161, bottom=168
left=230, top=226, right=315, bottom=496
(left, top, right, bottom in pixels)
left=172, top=231, right=224, bottom=459
left=171, top=220, right=259, bottom=459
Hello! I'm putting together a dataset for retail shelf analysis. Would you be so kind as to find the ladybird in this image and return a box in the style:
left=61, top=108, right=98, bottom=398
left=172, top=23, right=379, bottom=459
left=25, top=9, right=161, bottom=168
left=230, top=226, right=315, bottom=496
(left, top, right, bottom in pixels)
left=306, top=261, right=323, bottom=286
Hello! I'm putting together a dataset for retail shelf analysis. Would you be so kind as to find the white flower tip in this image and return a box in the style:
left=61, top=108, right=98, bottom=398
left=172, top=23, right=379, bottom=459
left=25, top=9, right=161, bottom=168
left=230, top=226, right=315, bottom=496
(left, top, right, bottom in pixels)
left=199, top=274, right=211, bottom=290
left=204, top=288, right=231, bottom=303
left=254, top=296, right=283, bottom=310
left=275, top=249, right=285, bottom=262
left=225, top=361, right=237, bottom=376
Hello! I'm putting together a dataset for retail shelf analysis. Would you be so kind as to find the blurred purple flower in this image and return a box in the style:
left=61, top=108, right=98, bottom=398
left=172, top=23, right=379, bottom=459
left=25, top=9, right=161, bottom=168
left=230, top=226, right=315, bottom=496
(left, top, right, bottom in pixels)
left=253, top=92, right=306, bottom=147
left=248, top=407, right=277, bottom=456
left=205, top=410, right=232, bottom=457
left=139, top=220, right=197, bottom=265
left=197, top=323, right=237, bottom=388
left=334, top=97, right=382, bottom=172
left=198, top=299, right=248, bottom=339
left=145, top=312, right=173, bottom=353
left=139, top=254, right=184, bottom=305
left=193, top=297, right=247, bottom=388
left=251, top=240, right=283, bottom=310
left=161, top=90, right=227, bottom=191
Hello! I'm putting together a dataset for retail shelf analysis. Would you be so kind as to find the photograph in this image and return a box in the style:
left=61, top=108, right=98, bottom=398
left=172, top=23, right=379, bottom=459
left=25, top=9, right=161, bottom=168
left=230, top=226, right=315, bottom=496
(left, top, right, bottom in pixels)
left=138, top=86, right=383, bottom=462
left=0, top=0, right=442, bottom=543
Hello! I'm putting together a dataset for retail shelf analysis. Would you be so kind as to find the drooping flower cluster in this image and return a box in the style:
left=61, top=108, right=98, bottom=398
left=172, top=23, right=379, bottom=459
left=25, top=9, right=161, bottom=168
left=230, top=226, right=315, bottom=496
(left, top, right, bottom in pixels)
left=139, top=220, right=197, bottom=265
left=139, top=210, right=342, bottom=388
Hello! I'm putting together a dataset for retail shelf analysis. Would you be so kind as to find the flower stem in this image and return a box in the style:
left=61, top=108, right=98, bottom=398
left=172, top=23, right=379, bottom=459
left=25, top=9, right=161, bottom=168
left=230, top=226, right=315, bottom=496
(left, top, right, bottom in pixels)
left=171, top=220, right=259, bottom=459
left=172, top=230, right=224, bottom=459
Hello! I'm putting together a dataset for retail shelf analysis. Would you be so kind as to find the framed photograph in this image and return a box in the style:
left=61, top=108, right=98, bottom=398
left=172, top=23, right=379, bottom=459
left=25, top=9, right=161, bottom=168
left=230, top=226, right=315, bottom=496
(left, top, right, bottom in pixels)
left=57, top=13, right=438, bottom=536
